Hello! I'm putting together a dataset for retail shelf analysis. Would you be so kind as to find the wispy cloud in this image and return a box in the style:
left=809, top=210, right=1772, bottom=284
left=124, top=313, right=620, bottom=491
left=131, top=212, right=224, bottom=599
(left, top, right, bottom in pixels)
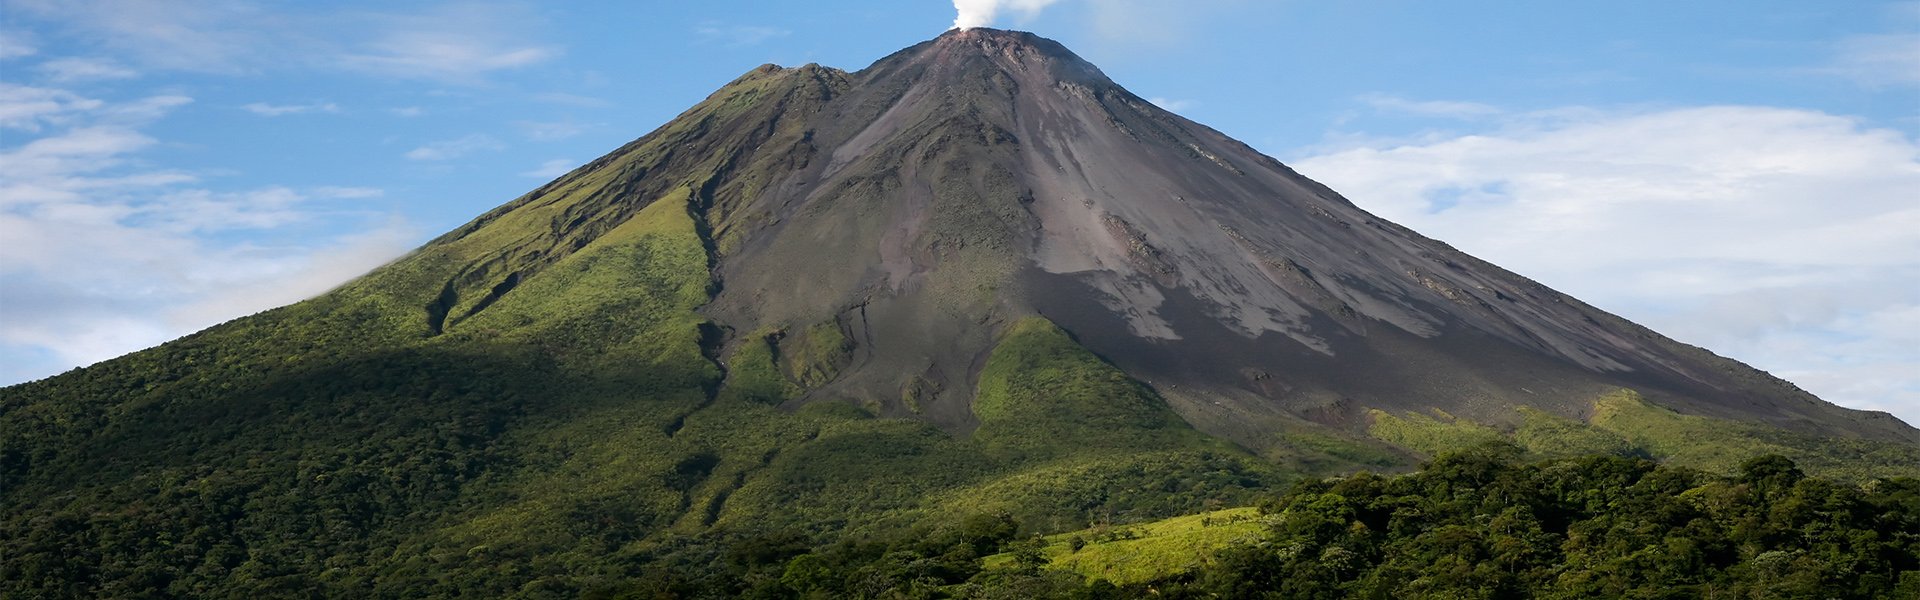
left=331, top=3, right=560, bottom=82
left=35, top=57, right=139, bottom=82
left=1082, top=0, right=1235, bottom=45
left=1357, top=93, right=1503, bottom=119
left=532, top=92, right=611, bottom=108
left=1148, top=97, right=1195, bottom=112
left=404, top=133, right=506, bottom=161
left=0, top=124, right=180, bottom=209
left=1291, top=104, right=1920, bottom=424
left=515, top=119, right=595, bottom=141
left=0, top=86, right=409, bottom=380
left=1, top=220, right=413, bottom=379
left=242, top=101, right=342, bottom=116
left=0, top=29, right=36, bottom=59
left=136, top=187, right=313, bottom=233
left=337, top=32, right=557, bottom=81
left=521, top=158, right=576, bottom=179
left=9, top=1, right=560, bottom=83
left=311, top=186, right=384, bottom=199
left=389, top=106, right=425, bottom=117
left=694, top=22, right=792, bottom=47
left=1830, top=33, right=1920, bottom=87
left=7, top=0, right=274, bottom=73
left=0, top=83, right=105, bottom=131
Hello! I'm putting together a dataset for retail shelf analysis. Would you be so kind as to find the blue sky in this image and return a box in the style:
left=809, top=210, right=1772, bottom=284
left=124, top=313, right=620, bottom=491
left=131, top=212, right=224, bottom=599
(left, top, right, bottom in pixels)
left=2, top=1, right=1916, bottom=424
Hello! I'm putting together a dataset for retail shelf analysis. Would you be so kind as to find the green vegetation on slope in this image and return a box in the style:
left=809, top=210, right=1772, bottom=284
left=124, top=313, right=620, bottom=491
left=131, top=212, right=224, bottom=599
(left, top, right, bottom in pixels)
left=1365, top=409, right=1505, bottom=457
left=1590, top=390, right=1920, bottom=480
left=609, top=452, right=1920, bottom=599
left=1238, top=423, right=1414, bottom=476
left=781, top=320, right=851, bottom=390
left=1186, top=451, right=1920, bottom=599
left=959, top=451, right=1920, bottom=599
left=1365, top=390, right=1920, bottom=481
left=0, top=195, right=1278, bottom=598
left=1512, top=405, right=1634, bottom=457
left=972, top=317, right=1192, bottom=455
left=983, top=507, right=1266, bottom=585
left=717, top=330, right=802, bottom=405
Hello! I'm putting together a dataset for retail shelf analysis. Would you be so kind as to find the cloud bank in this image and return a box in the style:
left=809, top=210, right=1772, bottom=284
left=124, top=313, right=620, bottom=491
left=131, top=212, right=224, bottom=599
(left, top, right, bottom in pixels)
left=0, top=79, right=411, bottom=384
left=1290, top=104, right=1920, bottom=424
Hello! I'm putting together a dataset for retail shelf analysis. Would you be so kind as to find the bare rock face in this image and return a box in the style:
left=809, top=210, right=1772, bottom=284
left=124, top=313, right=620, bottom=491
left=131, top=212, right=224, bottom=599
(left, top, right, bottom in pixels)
left=450, top=28, right=1920, bottom=449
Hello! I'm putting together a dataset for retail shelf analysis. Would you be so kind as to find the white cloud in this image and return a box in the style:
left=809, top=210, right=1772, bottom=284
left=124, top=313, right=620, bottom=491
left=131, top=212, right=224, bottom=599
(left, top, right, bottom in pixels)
left=0, top=125, right=170, bottom=205
left=0, top=83, right=109, bottom=131
left=36, top=57, right=139, bottom=82
left=389, top=106, right=425, bottom=117
left=311, top=186, right=384, bottom=199
left=0, top=29, right=36, bottom=59
left=7, top=0, right=273, bottom=73
left=404, top=133, right=506, bottom=161
left=1357, top=93, right=1502, bottom=119
left=0, top=221, right=415, bottom=373
left=0, top=90, right=197, bottom=207
left=10, top=1, right=559, bottom=82
left=1148, top=97, right=1195, bottom=112
left=1290, top=105, right=1920, bottom=425
left=520, top=158, right=575, bottom=179
left=516, top=119, right=594, bottom=141
left=242, top=101, right=341, bottom=116
left=153, top=222, right=415, bottom=336
left=138, top=187, right=312, bottom=232
left=1831, top=33, right=1920, bottom=87
left=334, top=4, right=559, bottom=82
left=1080, top=0, right=1235, bottom=45
left=694, top=23, right=792, bottom=47
left=0, top=84, right=410, bottom=384
left=339, top=33, right=556, bottom=81
left=531, top=92, right=610, bottom=108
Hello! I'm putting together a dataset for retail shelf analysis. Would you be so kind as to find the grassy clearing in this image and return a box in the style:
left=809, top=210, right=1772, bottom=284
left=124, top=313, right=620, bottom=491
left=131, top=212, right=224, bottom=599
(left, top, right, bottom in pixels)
left=717, top=330, right=800, bottom=405
left=1366, top=408, right=1505, bottom=456
left=781, top=320, right=850, bottom=389
left=972, top=317, right=1194, bottom=456
left=1512, top=405, right=1634, bottom=458
left=984, top=507, right=1267, bottom=585
left=1588, top=390, right=1920, bottom=480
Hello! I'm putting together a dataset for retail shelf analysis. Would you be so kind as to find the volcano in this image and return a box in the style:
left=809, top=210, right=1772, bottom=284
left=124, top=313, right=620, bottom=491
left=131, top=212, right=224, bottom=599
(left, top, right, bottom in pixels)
left=4, top=28, right=1915, bottom=597
left=561, top=27, right=1909, bottom=446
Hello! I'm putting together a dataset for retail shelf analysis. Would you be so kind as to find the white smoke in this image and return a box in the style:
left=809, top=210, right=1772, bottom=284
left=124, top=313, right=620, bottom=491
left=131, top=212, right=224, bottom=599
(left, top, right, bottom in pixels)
left=952, top=0, right=1063, bottom=30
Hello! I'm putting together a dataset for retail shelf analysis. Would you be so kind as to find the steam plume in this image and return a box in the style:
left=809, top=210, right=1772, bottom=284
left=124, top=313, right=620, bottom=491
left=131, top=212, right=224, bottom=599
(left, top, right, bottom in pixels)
left=953, top=0, right=1062, bottom=30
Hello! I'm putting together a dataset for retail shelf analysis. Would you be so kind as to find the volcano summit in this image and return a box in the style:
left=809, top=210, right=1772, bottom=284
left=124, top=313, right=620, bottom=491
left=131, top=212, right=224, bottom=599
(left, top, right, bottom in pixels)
left=3, top=28, right=1915, bottom=597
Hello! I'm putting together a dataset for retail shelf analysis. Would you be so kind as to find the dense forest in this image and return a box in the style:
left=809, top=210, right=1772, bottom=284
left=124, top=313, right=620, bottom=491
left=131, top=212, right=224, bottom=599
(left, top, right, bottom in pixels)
left=22, top=442, right=1897, bottom=598
left=10, top=431, right=1918, bottom=599
left=618, top=449, right=1920, bottom=599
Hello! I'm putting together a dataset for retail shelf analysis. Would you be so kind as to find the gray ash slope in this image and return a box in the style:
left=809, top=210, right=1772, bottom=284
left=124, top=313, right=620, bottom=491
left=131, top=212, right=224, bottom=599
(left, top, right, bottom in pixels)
left=518, top=28, right=1917, bottom=448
